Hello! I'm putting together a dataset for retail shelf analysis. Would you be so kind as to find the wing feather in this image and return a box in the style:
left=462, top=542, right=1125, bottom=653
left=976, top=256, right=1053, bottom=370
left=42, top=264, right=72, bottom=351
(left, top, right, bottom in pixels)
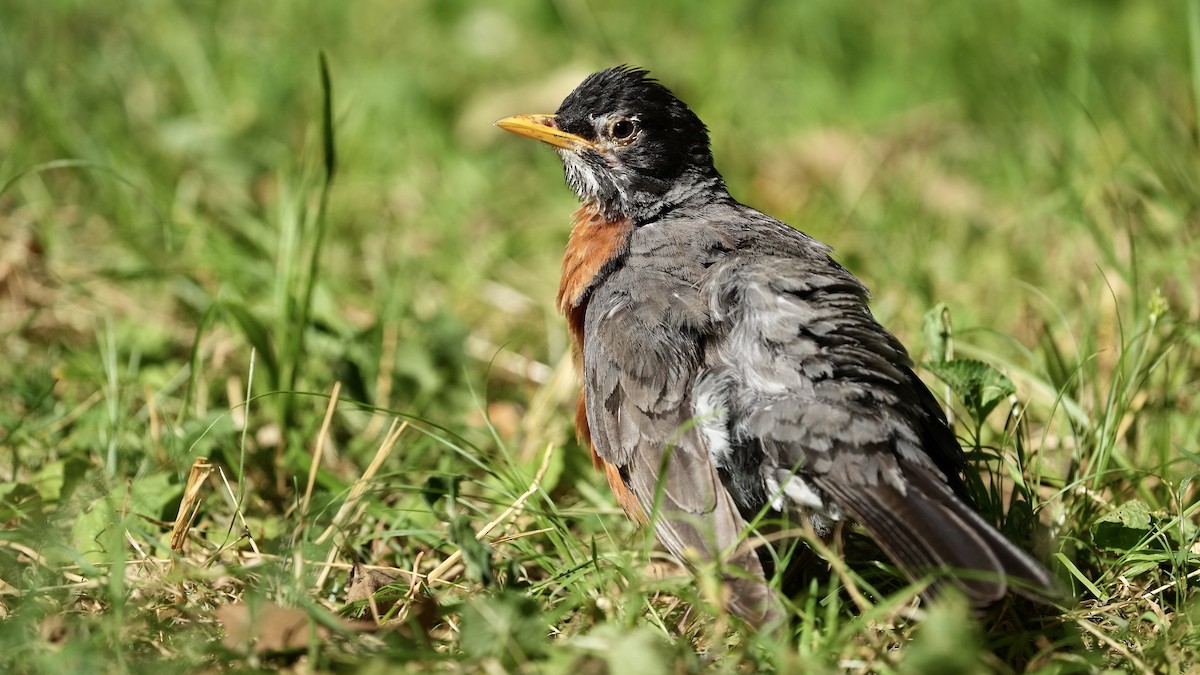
left=582, top=278, right=780, bottom=625
left=701, top=214, right=1055, bottom=608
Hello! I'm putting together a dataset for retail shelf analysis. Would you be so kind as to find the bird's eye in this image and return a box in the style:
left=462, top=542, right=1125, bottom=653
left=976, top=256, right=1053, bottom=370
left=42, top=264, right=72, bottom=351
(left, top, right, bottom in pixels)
left=609, top=118, right=637, bottom=143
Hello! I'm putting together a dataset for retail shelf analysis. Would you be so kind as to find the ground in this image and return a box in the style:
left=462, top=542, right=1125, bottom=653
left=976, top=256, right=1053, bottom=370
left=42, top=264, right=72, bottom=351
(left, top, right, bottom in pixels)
left=1, top=1, right=1198, bottom=673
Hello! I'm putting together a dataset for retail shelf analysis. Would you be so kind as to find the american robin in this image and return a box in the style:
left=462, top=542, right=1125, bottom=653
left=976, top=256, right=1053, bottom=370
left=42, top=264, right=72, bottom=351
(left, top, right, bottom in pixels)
left=497, top=66, right=1056, bottom=626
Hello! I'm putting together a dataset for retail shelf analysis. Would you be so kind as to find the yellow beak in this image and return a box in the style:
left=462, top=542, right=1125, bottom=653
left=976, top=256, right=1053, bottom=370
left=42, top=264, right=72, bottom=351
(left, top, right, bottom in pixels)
left=495, top=114, right=596, bottom=152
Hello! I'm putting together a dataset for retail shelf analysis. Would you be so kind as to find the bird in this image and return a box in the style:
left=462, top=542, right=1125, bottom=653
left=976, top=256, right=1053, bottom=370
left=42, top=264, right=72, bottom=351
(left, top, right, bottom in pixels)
left=496, top=66, right=1057, bottom=626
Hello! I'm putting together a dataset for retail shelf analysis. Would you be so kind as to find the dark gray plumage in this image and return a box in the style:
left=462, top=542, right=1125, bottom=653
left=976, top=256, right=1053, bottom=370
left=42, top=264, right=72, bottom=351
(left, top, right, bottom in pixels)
left=497, top=66, right=1057, bottom=625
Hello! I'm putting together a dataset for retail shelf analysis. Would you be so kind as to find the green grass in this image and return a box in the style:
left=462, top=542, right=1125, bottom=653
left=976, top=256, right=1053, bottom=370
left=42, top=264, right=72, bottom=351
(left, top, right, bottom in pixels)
left=1, top=0, right=1198, bottom=672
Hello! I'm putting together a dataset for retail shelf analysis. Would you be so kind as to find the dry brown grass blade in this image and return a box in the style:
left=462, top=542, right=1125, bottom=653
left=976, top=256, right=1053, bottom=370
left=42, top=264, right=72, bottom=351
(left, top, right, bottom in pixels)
left=311, top=419, right=408, bottom=590
left=491, top=527, right=554, bottom=544
left=363, top=324, right=397, bottom=438
left=170, top=457, right=214, bottom=553
left=316, top=418, right=407, bottom=546
left=392, top=550, right=428, bottom=624
left=1078, top=566, right=1200, bottom=620
left=302, top=380, right=343, bottom=516
left=1075, top=617, right=1153, bottom=674
left=814, top=520, right=875, bottom=615
left=518, top=351, right=576, bottom=460
left=424, top=443, right=556, bottom=588
left=217, top=466, right=261, bottom=557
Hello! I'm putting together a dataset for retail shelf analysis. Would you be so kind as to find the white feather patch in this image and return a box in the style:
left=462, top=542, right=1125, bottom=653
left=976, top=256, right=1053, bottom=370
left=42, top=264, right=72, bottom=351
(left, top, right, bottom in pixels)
left=692, top=376, right=732, bottom=470
left=774, top=469, right=843, bottom=521
left=558, top=150, right=603, bottom=203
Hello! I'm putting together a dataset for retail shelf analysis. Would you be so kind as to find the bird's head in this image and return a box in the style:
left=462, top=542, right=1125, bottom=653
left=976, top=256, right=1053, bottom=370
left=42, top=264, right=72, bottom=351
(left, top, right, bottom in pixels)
left=497, top=66, right=726, bottom=223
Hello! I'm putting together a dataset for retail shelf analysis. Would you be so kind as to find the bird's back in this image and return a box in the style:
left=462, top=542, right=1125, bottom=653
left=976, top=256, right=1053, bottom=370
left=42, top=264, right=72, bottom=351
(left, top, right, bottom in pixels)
left=585, top=201, right=1054, bottom=612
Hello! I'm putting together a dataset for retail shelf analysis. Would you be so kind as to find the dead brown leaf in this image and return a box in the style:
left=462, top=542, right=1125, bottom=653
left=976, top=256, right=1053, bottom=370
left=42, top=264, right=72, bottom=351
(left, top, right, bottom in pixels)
left=345, top=564, right=400, bottom=606
left=216, top=601, right=324, bottom=654
left=39, top=614, right=68, bottom=645
left=170, top=457, right=213, bottom=553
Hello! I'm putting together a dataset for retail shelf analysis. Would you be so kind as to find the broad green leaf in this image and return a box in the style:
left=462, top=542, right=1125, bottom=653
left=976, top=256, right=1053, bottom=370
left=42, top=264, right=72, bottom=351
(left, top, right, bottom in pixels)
left=1093, top=500, right=1154, bottom=552
left=924, top=358, right=1016, bottom=424
left=130, top=472, right=182, bottom=520
left=0, top=482, right=43, bottom=521
left=32, top=460, right=66, bottom=501
left=450, top=515, right=494, bottom=586
left=593, top=625, right=673, bottom=675
left=458, top=591, right=544, bottom=665
left=0, top=482, right=27, bottom=503
left=1098, top=499, right=1153, bottom=530
left=32, top=457, right=89, bottom=503
left=900, top=593, right=987, bottom=675
left=68, top=475, right=181, bottom=565
left=72, top=497, right=114, bottom=565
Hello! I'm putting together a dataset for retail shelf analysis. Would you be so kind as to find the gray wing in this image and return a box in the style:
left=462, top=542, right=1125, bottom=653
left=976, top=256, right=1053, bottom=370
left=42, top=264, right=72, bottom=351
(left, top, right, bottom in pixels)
left=702, top=223, right=1056, bottom=607
left=707, top=249, right=951, bottom=492
left=582, top=270, right=780, bottom=625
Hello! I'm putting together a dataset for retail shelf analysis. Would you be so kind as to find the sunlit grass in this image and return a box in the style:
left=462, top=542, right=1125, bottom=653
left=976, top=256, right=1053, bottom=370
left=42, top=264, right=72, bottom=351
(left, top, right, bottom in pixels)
left=0, top=1, right=1197, bottom=672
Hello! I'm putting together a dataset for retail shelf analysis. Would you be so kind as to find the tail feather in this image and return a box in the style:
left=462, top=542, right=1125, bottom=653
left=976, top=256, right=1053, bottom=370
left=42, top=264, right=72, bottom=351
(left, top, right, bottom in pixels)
left=904, top=465, right=1058, bottom=600
left=814, top=464, right=1056, bottom=609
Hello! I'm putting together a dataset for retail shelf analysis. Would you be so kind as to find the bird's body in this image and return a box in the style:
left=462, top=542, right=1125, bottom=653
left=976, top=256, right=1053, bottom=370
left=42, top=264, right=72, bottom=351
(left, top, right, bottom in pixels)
left=498, top=67, right=1055, bottom=625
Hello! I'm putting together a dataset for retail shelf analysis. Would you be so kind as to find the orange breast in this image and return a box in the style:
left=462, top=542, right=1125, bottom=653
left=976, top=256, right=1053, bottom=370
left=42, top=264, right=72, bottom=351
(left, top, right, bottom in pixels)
left=558, top=204, right=645, bottom=523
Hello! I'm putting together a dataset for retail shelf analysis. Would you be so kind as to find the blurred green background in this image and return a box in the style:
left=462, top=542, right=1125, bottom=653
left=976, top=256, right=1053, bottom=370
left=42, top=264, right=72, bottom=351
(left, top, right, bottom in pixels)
left=1, top=0, right=1198, bottom=671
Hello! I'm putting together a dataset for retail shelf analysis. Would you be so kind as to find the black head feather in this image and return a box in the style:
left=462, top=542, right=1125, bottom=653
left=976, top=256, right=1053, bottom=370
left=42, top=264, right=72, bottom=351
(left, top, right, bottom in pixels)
left=552, top=66, right=727, bottom=222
